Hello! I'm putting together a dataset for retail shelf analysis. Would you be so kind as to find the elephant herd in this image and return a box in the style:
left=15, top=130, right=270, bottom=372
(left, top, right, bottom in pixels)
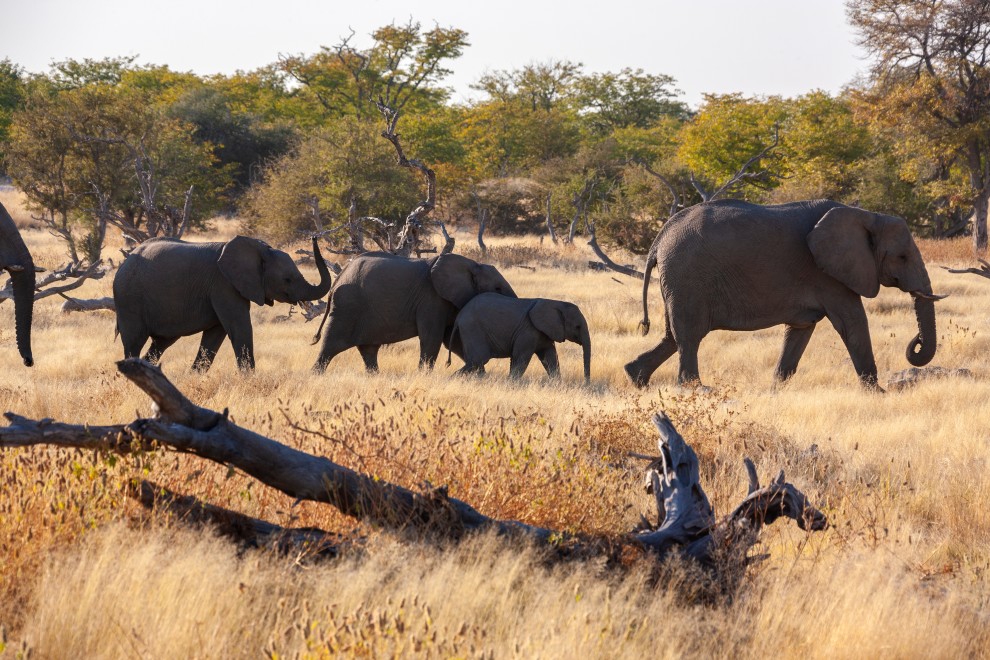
left=2, top=198, right=952, bottom=391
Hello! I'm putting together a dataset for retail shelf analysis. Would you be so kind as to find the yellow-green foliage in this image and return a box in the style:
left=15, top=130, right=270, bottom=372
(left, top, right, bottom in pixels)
left=0, top=196, right=988, bottom=657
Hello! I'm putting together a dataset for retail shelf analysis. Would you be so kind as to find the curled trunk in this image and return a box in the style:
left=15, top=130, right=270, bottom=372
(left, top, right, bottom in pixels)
left=906, top=296, right=937, bottom=366
left=297, top=237, right=333, bottom=302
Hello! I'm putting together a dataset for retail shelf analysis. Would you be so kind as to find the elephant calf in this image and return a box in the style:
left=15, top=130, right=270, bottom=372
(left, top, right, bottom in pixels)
left=447, top=294, right=591, bottom=383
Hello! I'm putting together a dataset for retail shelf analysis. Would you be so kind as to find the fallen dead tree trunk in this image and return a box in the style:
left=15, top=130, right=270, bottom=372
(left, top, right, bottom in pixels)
left=0, top=359, right=826, bottom=573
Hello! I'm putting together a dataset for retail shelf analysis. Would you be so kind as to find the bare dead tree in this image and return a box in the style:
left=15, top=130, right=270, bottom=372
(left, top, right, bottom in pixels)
left=586, top=216, right=644, bottom=279
left=376, top=100, right=437, bottom=257
left=567, top=179, right=597, bottom=244
left=477, top=208, right=489, bottom=256
left=347, top=195, right=366, bottom=253
left=545, top=192, right=558, bottom=244
left=691, top=124, right=780, bottom=202
left=0, top=359, right=827, bottom=577
left=631, top=158, right=681, bottom=217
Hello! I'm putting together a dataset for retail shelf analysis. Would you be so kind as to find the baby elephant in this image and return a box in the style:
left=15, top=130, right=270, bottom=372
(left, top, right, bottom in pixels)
left=447, top=293, right=591, bottom=383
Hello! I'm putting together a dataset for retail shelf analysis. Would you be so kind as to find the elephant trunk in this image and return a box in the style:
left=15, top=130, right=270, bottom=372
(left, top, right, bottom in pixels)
left=297, top=237, right=333, bottom=301
left=10, top=266, right=35, bottom=367
left=906, top=294, right=937, bottom=367
left=580, top=324, right=591, bottom=384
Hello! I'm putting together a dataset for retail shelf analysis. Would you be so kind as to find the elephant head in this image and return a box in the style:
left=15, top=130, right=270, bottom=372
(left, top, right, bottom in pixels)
left=807, top=206, right=943, bottom=367
left=218, top=236, right=332, bottom=306
left=529, top=300, right=592, bottom=383
left=429, top=253, right=517, bottom=307
left=0, top=202, right=35, bottom=367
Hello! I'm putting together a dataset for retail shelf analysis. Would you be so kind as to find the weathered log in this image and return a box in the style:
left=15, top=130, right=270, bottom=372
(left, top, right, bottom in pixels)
left=134, top=479, right=342, bottom=558
left=0, top=360, right=826, bottom=573
left=59, top=296, right=116, bottom=313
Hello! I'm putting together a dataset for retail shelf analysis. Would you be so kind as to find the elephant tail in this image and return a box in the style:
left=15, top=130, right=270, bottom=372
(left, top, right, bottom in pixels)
left=446, top=324, right=460, bottom=368
left=310, top=296, right=333, bottom=345
left=638, top=249, right=658, bottom=336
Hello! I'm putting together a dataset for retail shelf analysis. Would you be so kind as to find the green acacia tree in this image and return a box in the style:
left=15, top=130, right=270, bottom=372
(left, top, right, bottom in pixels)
left=242, top=117, right=420, bottom=245
left=7, top=72, right=229, bottom=261
left=279, top=21, right=468, bottom=121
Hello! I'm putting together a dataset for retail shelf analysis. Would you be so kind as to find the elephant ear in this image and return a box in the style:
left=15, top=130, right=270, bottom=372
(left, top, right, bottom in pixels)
left=528, top=300, right=566, bottom=342
left=430, top=254, right=477, bottom=308
left=807, top=206, right=881, bottom=298
left=218, top=236, right=268, bottom=306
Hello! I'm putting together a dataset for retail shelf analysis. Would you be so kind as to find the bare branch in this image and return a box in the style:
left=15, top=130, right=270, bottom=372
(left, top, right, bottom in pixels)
left=376, top=99, right=437, bottom=257
left=943, top=258, right=990, bottom=280
left=631, top=158, right=680, bottom=217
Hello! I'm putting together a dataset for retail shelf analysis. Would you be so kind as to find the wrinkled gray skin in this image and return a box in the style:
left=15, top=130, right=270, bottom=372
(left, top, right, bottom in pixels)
left=0, top=202, right=35, bottom=366
left=447, top=293, right=592, bottom=383
left=114, top=236, right=332, bottom=371
left=312, top=252, right=516, bottom=373
left=624, top=200, right=942, bottom=390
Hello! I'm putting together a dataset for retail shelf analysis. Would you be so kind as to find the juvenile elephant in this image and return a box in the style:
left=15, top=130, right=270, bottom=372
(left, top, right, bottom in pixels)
left=114, top=236, right=332, bottom=371
left=0, top=202, right=35, bottom=366
left=447, top=294, right=591, bottom=383
left=312, top=252, right=516, bottom=372
left=624, top=200, right=944, bottom=390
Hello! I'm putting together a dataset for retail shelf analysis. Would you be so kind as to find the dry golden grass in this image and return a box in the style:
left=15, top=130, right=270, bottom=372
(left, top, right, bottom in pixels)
left=1, top=204, right=989, bottom=657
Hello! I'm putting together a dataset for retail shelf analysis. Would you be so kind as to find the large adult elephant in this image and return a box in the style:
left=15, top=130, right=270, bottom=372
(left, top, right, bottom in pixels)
left=312, top=251, right=516, bottom=372
left=0, top=202, right=35, bottom=367
left=114, top=236, right=332, bottom=371
left=624, top=200, right=944, bottom=390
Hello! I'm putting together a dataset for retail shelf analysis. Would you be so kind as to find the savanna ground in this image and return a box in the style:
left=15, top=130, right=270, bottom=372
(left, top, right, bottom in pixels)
left=1, top=187, right=989, bottom=658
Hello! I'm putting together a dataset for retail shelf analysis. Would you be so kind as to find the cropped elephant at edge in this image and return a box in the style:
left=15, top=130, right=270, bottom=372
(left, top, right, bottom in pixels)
left=0, top=202, right=35, bottom=367
left=446, top=293, right=592, bottom=383
left=624, top=199, right=945, bottom=390
left=113, top=235, right=332, bottom=371
left=312, top=252, right=517, bottom=373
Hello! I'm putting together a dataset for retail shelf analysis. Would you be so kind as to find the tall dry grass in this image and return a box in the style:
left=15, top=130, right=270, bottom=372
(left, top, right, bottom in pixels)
left=0, top=202, right=989, bottom=657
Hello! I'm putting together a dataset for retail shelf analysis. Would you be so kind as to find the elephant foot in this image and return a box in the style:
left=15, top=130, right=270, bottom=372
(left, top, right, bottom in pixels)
left=623, top=361, right=650, bottom=388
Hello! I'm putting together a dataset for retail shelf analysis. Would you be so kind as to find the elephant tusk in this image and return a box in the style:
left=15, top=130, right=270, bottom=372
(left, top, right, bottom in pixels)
left=910, top=290, right=949, bottom=301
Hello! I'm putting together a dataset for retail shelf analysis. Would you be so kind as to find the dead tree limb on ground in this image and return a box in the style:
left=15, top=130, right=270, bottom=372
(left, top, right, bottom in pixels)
left=0, top=359, right=826, bottom=578
left=134, top=479, right=344, bottom=558
left=377, top=100, right=437, bottom=257
left=943, top=259, right=990, bottom=280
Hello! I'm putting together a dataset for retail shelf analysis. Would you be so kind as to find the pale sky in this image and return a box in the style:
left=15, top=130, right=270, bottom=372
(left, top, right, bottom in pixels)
left=2, top=0, right=867, bottom=108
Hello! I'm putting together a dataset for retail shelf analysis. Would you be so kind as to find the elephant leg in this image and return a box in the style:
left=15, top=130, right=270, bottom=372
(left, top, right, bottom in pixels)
left=214, top=302, right=254, bottom=371
left=536, top=345, right=561, bottom=379
left=624, top=331, right=678, bottom=387
left=417, top=318, right=446, bottom=369
left=825, top=303, right=881, bottom=390
left=774, top=324, right=816, bottom=382
left=225, top=325, right=255, bottom=371
left=312, top=314, right=356, bottom=374
left=357, top=345, right=381, bottom=372
left=509, top=348, right=534, bottom=379
left=193, top=326, right=227, bottom=372
left=675, top=336, right=703, bottom=385
left=121, top=331, right=150, bottom=360
left=143, top=336, right=179, bottom=365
